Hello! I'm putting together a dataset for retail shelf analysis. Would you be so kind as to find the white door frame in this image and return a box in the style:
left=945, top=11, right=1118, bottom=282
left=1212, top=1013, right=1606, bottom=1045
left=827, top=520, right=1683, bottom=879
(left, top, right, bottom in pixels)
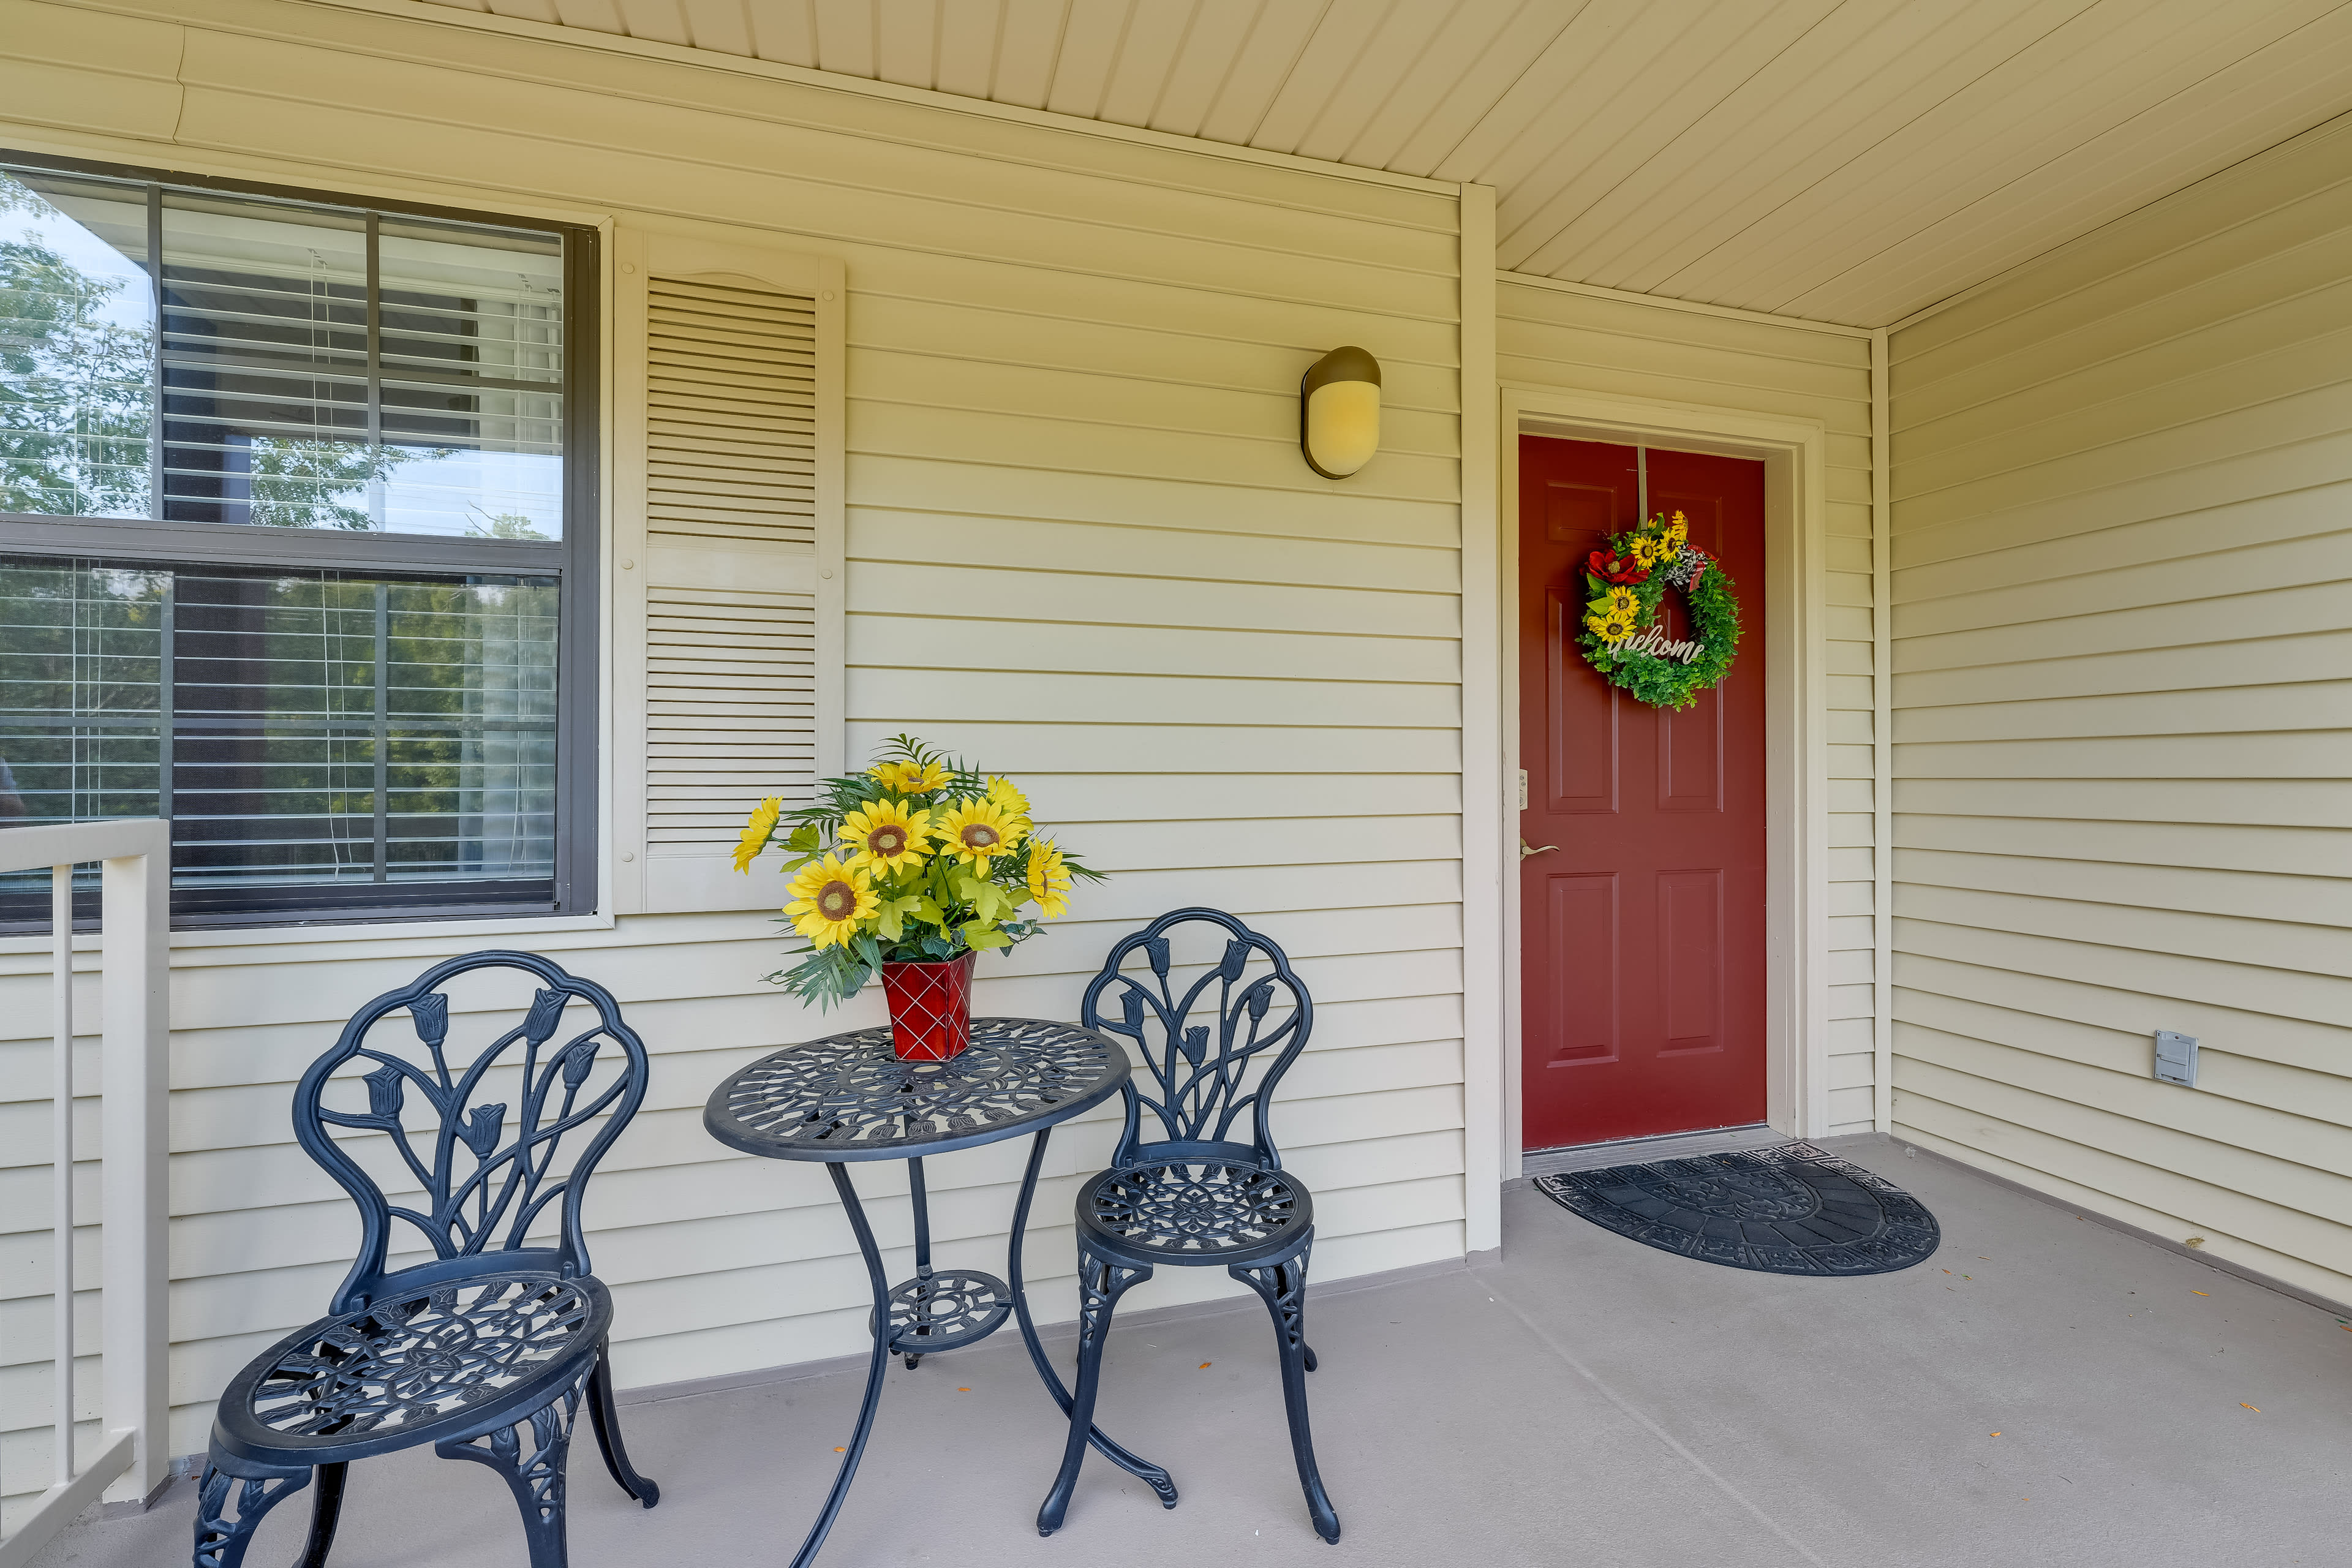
left=1466, top=385, right=1834, bottom=1232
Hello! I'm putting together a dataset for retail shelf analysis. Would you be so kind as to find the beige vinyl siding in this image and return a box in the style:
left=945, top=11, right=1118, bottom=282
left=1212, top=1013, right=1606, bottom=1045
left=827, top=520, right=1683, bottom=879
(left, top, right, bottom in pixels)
left=1887, top=112, right=2352, bottom=1303
left=1496, top=276, right=1881, bottom=1134
left=0, top=0, right=1466, bottom=1474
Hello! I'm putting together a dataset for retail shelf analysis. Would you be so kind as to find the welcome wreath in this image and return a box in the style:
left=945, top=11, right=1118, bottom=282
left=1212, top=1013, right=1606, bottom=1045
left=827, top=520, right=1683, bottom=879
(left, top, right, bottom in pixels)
left=1579, top=510, right=1741, bottom=710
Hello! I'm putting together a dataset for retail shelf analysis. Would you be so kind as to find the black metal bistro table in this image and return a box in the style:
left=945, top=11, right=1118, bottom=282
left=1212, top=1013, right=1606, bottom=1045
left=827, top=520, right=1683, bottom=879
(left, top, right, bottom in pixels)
left=704, top=1017, right=1174, bottom=1566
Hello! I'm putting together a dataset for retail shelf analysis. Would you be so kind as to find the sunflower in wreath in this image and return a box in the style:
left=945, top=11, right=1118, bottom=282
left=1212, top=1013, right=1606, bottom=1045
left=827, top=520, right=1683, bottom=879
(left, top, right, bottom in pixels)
left=1585, top=585, right=1643, bottom=643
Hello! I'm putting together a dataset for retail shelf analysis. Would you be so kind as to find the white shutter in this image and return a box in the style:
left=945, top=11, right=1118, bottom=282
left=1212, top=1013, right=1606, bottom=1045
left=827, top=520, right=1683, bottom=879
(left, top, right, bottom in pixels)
left=645, top=584, right=815, bottom=853
left=612, top=230, right=845, bottom=914
left=646, top=279, right=818, bottom=550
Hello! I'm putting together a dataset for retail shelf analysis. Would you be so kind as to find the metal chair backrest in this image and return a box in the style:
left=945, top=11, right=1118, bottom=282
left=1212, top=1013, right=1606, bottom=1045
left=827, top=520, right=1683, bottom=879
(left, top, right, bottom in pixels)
left=1080, top=908, right=1313, bottom=1170
left=293, top=950, right=650, bottom=1313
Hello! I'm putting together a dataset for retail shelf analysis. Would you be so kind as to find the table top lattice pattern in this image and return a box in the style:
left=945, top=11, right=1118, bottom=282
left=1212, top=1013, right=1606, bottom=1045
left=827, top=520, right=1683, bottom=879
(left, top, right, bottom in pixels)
left=705, top=1017, right=1128, bottom=1161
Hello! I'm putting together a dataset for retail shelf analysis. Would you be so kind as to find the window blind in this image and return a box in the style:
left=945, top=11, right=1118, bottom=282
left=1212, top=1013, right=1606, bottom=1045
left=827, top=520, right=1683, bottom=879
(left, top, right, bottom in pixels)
left=0, top=557, right=560, bottom=916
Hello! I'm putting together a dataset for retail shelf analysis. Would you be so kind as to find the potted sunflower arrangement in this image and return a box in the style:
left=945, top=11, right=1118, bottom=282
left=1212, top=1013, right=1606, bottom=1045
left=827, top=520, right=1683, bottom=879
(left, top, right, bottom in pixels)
left=732, top=735, right=1104, bottom=1060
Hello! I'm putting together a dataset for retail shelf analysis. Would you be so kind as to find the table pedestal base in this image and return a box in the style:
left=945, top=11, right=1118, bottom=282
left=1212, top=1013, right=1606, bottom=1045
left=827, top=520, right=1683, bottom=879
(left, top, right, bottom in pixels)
left=788, top=1131, right=1173, bottom=1568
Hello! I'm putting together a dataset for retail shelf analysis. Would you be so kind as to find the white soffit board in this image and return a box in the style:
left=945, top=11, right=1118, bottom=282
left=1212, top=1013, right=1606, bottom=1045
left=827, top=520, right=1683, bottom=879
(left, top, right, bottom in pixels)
left=399, top=0, right=2352, bottom=328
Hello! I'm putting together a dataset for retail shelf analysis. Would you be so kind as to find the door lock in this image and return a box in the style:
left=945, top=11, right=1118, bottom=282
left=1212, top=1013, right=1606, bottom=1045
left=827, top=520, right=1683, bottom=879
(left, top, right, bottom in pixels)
left=1520, top=838, right=1558, bottom=861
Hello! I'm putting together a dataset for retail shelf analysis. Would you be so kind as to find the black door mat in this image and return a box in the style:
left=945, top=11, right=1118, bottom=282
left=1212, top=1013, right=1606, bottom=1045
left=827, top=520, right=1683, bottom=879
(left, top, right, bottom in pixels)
left=1534, top=1141, right=1939, bottom=1275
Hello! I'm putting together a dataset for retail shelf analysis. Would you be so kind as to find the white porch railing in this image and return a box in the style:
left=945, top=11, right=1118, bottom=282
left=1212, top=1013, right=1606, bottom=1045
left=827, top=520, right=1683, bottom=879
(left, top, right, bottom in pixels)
left=0, top=821, right=170, bottom=1568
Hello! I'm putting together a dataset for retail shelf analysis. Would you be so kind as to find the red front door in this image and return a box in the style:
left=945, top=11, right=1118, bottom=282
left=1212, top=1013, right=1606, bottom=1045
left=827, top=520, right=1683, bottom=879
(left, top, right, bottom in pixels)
left=1518, top=436, right=1767, bottom=1150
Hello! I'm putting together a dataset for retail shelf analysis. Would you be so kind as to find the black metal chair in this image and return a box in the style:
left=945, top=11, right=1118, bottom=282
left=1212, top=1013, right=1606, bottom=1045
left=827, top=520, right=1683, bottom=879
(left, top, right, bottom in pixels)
left=193, top=951, right=660, bottom=1568
left=1038, top=908, right=1338, bottom=1543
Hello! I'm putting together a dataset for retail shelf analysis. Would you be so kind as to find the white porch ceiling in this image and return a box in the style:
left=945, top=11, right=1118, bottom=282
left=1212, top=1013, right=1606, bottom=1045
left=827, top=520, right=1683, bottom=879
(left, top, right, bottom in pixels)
left=411, top=0, right=2352, bottom=326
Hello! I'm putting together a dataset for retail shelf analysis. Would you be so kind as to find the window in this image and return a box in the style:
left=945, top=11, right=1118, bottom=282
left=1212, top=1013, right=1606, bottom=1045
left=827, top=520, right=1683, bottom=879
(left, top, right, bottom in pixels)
left=0, top=154, right=597, bottom=925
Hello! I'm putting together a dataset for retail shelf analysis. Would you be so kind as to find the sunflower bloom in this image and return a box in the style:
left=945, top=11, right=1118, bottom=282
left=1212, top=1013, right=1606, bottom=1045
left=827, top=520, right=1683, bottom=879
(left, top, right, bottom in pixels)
left=986, top=776, right=1033, bottom=840
left=1591, top=610, right=1640, bottom=641
left=936, top=796, right=1022, bottom=864
left=839, top=797, right=933, bottom=875
left=1585, top=586, right=1639, bottom=630
left=785, top=854, right=878, bottom=948
left=985, top=774, right=1030, bottom=820
left=1630, top=533, right=1667, bottom=566
left=870, top=759, right=952, bottom=794
left=1025, top=837, right=1072, bottom=918
left=733, top=796, right=783, bottom=873
left=1663, top=512, right=1689, bottom=552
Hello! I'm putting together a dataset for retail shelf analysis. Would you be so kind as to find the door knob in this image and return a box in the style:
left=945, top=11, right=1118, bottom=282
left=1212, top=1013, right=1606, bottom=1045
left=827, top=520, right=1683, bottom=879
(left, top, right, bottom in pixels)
left=1520, top=838, right=1558, bottom=861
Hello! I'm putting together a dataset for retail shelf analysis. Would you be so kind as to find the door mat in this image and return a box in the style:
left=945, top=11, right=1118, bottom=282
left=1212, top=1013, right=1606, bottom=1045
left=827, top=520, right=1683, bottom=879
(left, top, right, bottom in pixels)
left=1534, top=1142, right=1939, bottom=1275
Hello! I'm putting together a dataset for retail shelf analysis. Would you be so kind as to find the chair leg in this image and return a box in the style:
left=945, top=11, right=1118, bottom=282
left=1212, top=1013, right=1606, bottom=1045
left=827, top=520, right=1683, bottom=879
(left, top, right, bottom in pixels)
left=585, top=1343, right=662, bottom=1507
left=295, top=1463, right=347, bottom=1568
left=1036, top=1248, right=1152, bottom=1537
left=1231, top=1243, right=1340, bottom=1544
left=435, top=1371, right=590, bottom=1568
left=192, top=1452, right=312, bottom=1568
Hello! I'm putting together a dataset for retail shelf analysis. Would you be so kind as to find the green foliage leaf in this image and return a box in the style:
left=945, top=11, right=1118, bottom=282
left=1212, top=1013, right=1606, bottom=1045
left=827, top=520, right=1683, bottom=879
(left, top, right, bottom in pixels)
left=874, top=894, right=922, bottom=942
left=763, top=939, right=875, bottom=1010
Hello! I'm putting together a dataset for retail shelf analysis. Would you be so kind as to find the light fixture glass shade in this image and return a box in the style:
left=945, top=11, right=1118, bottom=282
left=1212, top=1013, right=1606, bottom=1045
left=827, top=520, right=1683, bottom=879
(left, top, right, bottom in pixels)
left=1301, top=345, right=1381, bottom=478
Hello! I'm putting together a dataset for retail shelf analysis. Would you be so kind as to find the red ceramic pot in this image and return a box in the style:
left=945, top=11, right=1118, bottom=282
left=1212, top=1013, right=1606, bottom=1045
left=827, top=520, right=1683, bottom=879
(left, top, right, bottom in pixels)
left=880, top=951, right=977, bottom=1061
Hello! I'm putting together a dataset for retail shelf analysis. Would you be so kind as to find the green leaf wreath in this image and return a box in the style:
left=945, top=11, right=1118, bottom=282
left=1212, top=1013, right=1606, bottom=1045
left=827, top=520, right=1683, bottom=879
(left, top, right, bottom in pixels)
left=1578, top=510, right=1741, bottom=710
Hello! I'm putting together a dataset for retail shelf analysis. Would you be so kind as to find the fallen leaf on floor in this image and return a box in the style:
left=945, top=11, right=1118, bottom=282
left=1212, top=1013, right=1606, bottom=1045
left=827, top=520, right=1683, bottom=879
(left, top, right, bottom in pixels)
left=957, top=1387, right=971, bottom=1392
left=1991, top=1431, right=2001, bottom=1437
left=2193, top=1291, right=2209, bottom=1297
left=1199, top=1362, right=1212, bottom=1370
left=2242, top=1404, right=2261, bottom=1412
left=834, top=1447, right=845, bottom=1452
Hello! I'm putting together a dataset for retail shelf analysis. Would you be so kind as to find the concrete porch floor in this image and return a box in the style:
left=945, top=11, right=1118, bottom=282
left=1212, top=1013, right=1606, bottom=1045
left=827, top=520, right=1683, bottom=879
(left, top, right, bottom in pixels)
left=36, top=1135, right=2352, bottom=1568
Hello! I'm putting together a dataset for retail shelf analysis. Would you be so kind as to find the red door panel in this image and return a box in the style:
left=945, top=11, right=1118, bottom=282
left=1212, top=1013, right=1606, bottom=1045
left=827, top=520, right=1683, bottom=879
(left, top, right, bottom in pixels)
left=1657, top=869, right=1725, bottom=1054
left=1545, top=588, right=1618, bottom=813
left=1519, top=437, right=1766, bottom=1149
left=1545, top=872, right=1618, bottom=1066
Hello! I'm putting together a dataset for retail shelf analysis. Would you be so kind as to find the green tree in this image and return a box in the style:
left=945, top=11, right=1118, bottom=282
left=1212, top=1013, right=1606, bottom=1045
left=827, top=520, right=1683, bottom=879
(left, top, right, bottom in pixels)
left=0, top=230, right=153, bottom=516
left=244, top=436, right=442, bottom=531
left=4, top=173, right=449, bottom=529
left=465, top=508, right=549, bottom=540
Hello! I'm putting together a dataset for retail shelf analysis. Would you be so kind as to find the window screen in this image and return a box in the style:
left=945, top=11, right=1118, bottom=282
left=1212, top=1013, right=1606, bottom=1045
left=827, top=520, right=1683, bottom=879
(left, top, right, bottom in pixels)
left=0, top=154, right=595, bottom=925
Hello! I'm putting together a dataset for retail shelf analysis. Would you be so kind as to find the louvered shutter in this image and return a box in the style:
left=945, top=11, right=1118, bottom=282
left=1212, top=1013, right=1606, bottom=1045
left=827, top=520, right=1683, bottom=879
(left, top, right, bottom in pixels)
left=612, top=231, right=844, bottom=914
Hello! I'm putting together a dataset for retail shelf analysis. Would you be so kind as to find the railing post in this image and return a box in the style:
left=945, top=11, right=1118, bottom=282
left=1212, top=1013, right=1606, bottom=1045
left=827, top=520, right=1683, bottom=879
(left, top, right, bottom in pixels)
left=50, top=867, right=74, bottom=1496
left=0, top=821, right=172, bottom=1564
left=100, top=829, right=171, bottom=1508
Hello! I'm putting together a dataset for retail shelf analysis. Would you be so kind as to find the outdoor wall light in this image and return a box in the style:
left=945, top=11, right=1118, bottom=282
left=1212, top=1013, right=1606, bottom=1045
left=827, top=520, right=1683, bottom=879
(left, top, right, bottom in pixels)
left=1300, top=345, right=1381, bottom=478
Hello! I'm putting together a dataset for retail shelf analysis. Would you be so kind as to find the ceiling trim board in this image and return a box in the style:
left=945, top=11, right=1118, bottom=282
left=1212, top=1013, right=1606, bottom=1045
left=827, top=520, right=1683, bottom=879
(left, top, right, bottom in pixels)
left=1497, top=268, right=1874, bottom=340
left=154, top=0, right=1462, bottom=198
